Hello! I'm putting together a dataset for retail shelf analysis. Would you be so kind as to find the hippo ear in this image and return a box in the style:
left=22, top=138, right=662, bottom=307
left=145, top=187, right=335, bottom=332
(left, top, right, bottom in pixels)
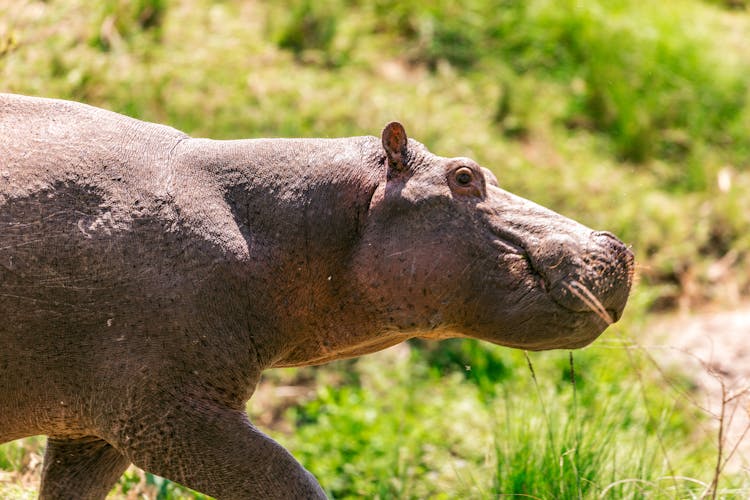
left=381, top=121, right=409, bottom=176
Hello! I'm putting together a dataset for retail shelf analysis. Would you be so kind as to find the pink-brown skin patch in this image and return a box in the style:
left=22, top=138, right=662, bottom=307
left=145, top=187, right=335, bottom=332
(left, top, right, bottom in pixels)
left=0, top=95, right=633, bottom=499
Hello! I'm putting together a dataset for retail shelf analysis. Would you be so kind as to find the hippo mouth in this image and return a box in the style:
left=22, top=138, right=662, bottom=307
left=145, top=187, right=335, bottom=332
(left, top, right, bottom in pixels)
left=490, top=228, right=633, bottom=341
left=550, top=280, right=617, bottom=324
left=522, top=252, right=622, bottom=326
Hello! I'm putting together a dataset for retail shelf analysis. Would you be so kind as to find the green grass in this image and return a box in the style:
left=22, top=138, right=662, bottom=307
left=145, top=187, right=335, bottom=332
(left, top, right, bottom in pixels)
left=266, top=322, right=725, bottom=499
left=2, top=0, right=750, bottom=497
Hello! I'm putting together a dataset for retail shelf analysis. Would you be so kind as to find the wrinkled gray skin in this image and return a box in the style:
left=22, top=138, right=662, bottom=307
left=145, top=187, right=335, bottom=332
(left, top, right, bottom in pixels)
left=0, top=94, right=633, bottom=499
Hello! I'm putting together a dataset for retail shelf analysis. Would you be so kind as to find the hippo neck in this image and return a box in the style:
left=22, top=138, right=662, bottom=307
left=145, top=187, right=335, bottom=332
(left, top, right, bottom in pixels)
left=176, top=136, right=394, bottom=367
left=179, top=135, right=386, bottom=252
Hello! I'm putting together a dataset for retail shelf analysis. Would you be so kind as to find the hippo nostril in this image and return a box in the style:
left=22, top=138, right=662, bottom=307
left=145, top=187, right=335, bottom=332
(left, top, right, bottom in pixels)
left=592, top=231, right=617, bottom=239
left=591, top=231, right=634, bottom=273
left=592, top=231, right=626, bottom=251
left=593, top=231, right=634, bottom=274
left=592, top=231, right=634, bottom=263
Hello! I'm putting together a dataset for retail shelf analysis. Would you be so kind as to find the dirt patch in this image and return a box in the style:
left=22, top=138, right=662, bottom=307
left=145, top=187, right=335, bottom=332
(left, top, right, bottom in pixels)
left=647, top=302, right=750, bottom=472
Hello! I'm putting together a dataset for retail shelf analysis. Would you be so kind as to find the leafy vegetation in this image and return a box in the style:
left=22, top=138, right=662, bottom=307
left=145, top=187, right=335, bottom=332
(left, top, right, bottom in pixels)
left=263, top=338, right=723, bottom=499
left=1, top=0, right=749, bottom=498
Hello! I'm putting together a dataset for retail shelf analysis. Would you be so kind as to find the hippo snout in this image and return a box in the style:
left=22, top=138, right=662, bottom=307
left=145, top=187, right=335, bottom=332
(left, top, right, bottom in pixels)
left=528, top=230, right=634, bottom=325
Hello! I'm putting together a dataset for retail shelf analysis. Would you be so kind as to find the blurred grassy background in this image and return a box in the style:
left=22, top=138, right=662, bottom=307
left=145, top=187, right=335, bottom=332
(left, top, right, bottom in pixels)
left=1, top=0, right=749, bottom=498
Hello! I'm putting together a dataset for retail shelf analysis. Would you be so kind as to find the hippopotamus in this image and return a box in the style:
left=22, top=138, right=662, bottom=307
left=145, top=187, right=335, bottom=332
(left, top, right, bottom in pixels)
left=0, top=93, right=633, bottom=499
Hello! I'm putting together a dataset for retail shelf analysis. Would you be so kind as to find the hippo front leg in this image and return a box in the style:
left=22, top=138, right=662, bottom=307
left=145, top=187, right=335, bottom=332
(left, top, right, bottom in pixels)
left=40, top=436, right=131, bottom=500
left=118, top=402, right=327, bottom=500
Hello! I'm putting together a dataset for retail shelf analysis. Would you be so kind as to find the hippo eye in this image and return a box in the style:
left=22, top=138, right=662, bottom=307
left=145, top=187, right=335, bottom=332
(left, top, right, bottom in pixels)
left=455, top=167, right=473, bottom=186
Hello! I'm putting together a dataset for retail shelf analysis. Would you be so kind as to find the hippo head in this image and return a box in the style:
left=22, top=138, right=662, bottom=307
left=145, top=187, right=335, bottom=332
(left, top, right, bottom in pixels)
left=352, top=122, right=634, bottom=350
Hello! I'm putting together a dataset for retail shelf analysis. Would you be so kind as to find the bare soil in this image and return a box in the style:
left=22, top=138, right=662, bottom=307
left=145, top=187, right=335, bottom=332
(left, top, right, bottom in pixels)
left=647, top=302, right=750, bottom=473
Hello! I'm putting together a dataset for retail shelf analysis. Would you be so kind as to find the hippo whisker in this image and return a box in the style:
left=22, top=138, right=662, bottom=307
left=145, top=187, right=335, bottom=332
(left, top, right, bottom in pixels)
left=491, top=238, right=525, bottom=255
left=563, top=280, right=614, bottom=325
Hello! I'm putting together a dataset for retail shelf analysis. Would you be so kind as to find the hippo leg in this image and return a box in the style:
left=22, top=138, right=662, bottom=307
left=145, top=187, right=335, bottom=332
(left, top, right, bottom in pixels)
left=40, top=436, right=130, bottom=500
left=121, top=403, right=327, bottom=500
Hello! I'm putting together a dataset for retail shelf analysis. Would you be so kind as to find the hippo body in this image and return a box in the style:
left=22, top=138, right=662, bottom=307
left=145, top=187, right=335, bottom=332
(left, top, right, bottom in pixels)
left=0, top=94, right=633, bottom=499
